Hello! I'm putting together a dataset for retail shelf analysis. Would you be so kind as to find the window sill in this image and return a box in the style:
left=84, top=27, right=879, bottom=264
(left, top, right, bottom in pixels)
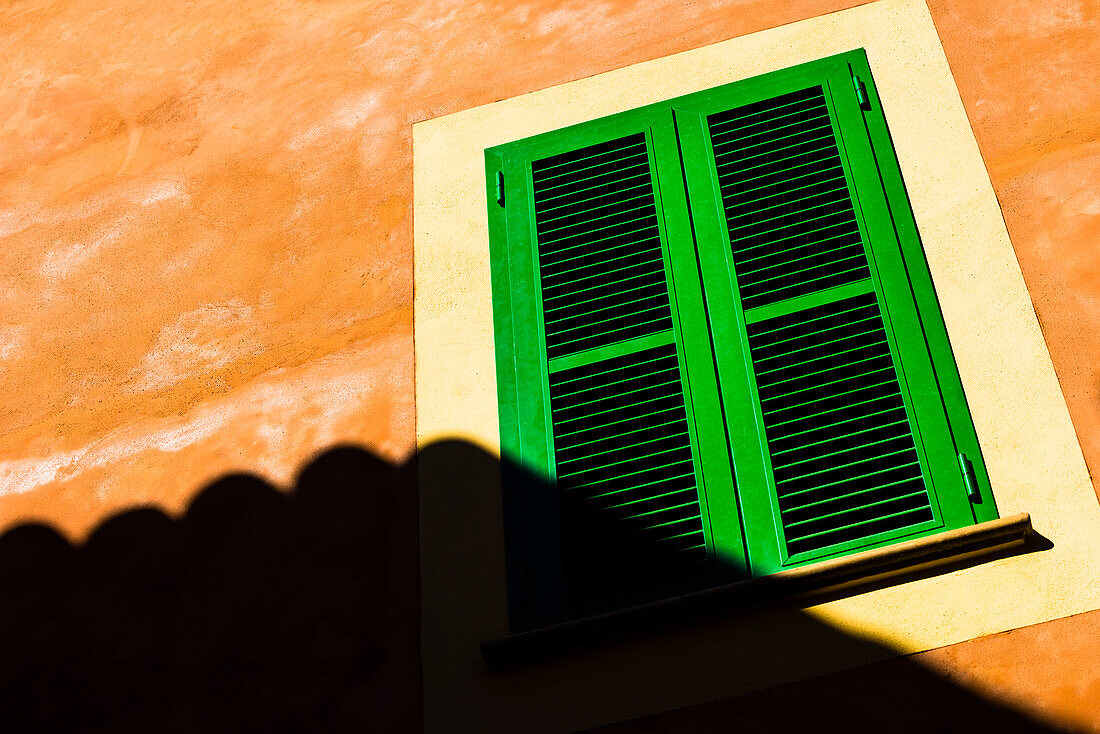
left=480, top=513, right=1034, bottom=669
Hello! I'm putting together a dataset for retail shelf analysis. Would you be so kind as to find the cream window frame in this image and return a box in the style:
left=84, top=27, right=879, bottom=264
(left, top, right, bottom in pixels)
left=412, top=0, right=1100, bottom=731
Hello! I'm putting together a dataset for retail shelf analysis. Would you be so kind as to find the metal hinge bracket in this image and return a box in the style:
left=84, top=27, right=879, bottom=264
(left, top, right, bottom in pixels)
left=495, top=170, right=505, bottom=207
left=958, top=452, right=981, bottom=502
left=853, top=74, right=870, bottom=111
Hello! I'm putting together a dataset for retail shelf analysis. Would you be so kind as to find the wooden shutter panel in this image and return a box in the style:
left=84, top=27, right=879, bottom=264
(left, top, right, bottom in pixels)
left=670, top=60, right=988, bottom=570
left=534, top=134, right=710, bottom=607
left=535, top=135, right=674, bottom=357
left=548, top=344, right=706, bottom=605
left=706, top=86, right=937, bottom=560
left=744, top=292, right=932, bottom=556
left=709, top=87, right=870, bottom=309
left=492, top=123, right=743, bottom=617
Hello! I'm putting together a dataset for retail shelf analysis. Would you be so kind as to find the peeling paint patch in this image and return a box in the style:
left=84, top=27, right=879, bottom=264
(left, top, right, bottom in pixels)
left=0, top=408, right=231, bottom=495
left=0, top=326, right=25, bottom=361
left=129, top=299, right=262, bottom=393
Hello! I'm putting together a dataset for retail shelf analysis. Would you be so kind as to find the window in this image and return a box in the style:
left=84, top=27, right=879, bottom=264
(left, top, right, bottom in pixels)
left=485, top=49, right=998, bottom=631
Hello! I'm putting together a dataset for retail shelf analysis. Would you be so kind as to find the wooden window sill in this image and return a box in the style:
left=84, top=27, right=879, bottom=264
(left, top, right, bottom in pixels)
left=480, top=513, right=1034, bottom=669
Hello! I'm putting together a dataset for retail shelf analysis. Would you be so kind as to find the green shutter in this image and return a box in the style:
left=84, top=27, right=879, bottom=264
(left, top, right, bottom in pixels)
left=536, top=134, right=710, bottom=608
left=710, top=85, right=937, bottom=561
left=489, top=113, right=745, bottom=624
left=486, top=49, right=997, bottom=626
left=675, top=54, right=987, bottom=571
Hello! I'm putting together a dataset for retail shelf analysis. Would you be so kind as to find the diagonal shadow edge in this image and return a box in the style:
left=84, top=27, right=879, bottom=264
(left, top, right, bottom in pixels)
left=0, top=439, right=1076, bottom=733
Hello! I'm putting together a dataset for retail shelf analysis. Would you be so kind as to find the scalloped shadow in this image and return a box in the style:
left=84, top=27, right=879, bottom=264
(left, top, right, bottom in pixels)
left=0, top=440, right=1071, bottom=733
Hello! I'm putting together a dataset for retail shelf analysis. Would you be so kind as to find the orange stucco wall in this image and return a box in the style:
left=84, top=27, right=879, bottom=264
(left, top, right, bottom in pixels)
left=3, top=0, right=1097, bottom=537
left=1, top=0, right=889, bottom=538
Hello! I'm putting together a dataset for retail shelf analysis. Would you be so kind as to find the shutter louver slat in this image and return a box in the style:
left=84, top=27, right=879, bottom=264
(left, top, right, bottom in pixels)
left=532, top=135, right=710, bottom=609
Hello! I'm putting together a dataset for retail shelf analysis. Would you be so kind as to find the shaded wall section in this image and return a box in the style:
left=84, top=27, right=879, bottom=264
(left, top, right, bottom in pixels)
left=0, top=440, right=1080, bottom=733
left=3, top=0, right=1099, bottom=538
left=586, top=610, right=1100, bottom=733
left=0, top=445, right=420, bottom=732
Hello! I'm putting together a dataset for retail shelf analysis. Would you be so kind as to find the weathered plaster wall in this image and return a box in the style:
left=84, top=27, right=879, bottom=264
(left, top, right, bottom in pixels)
left=3, top=0, right=1097, bottom=533
left=0, top=0, right=877, bottom=537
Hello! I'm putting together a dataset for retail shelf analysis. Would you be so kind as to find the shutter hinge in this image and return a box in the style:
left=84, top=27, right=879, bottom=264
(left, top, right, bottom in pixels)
left=958, top=452, right=981, bottom=502
left=495, top=170, right=505, bottom=207
left=853, top=74, right=870, bottom=111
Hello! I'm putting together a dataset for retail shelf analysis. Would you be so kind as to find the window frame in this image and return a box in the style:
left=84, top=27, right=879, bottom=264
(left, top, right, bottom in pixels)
left=485, top=49, right=999, bottom=631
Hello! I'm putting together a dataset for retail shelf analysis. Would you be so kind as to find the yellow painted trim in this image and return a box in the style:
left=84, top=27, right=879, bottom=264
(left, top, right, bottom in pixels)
left=413, top=0, right=1100, bottom=730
